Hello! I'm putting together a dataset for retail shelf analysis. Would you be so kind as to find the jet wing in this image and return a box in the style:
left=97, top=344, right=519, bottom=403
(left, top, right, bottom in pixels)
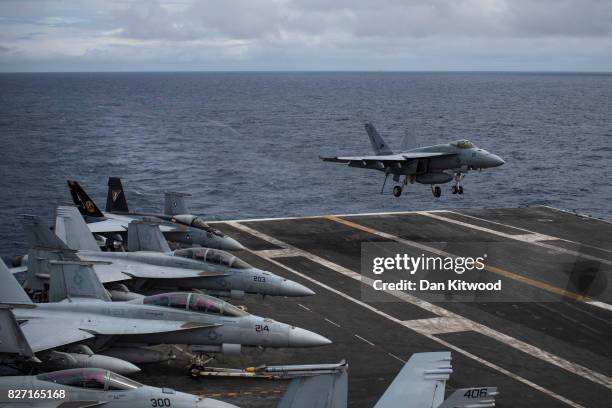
left=88, top=214, right=181, bottom=234
left=320, top=152, right=455, bottom=168
left=91, top=261, right=228, bottom=283
left=373, top=352, right=452, bottom=408
left=20, top=317, right=220, bottom=352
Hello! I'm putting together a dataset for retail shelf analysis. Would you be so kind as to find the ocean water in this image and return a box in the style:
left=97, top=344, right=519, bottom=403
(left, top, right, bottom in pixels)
left=1, top=72, right=611, bottom=259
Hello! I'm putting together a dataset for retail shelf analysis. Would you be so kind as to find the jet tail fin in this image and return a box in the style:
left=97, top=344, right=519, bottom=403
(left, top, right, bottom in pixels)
left=277, top=367, right=348, bottom=408
left=106, top=177, right=129, bottom=213
left=365, top=123, right=393, bottom=155
left=164, top=192, right=191, bottom=216
left=438, top=387, right=498, bottom=408
left=0, top=308, right=34, bottom=358
left=48, top=260, right=111, bottom=303
left=127, top=221, right=171, bottom=252
left=20, top=215, right=70, bottom=251
left=0, top=259, right=34, bottom=307
left=55, top=206, right=101, bottom=252
left=67, top=180, right=104, bottom=218
left=374, top=352, right=451, bottom=408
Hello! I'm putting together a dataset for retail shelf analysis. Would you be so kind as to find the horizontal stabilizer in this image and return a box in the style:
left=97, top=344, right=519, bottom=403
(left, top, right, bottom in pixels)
left=438, top=387, right=498, bottom=408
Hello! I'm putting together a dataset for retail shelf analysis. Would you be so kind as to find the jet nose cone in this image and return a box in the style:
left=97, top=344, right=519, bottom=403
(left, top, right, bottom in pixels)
left=288, top=327, right=332, bottom=347
left=489, top=154, right=505, bottom=167
left=197, top=398, right=240, bottom=408
left=223, top=236, right=245, bottom=251
left=280, top=280, right=316, bottom=296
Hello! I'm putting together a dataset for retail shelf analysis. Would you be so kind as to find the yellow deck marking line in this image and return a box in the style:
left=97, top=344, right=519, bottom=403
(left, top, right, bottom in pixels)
left=325, top=215, right=595, bottom=304
left=226, top=221, right=612, bottom=405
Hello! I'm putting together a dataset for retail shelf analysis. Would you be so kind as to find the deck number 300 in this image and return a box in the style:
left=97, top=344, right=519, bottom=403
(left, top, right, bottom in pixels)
left=151, top=398, right=171, bottom=407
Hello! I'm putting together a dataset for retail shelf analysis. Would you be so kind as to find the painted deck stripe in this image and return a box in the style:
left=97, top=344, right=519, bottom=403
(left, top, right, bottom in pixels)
left=325, top=318, right=342, bottom=328
left=234, top=235, right=587, bottom=408
left=420, top=211, right=612, bottom=267
left=354, top=334, right=376, bottom=346
left=325, top=215, right=605, bottom=306
left=226, top=221, right=612, bottom=398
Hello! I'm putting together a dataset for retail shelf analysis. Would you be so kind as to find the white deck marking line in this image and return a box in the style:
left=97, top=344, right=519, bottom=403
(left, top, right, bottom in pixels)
left=324, top=318, right=341, bottom=328
left=354, top=334, right=376, bottom=346
left=586, top=301, right=612, bottom=313
left=237, top=241, right=587, bottom=408
left=256, top=248, right=299, bottom=258
left=297, top=303, right=311, bottom=312
left=450, top=209, right=612, bottom=254
left=543, top=206, right=612, bottom=227
left=401, top=317, right=475, bottom=335
left=227, top=221, right=612, bottom=396
left=387, top=352, right=406, bottom=363
left=208, top=209, right=449, bottom=224
left=421, top=211, right=612, bottom=267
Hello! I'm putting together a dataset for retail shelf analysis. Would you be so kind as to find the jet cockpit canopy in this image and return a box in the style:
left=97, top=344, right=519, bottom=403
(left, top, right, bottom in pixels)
left=173, top=247, right=251, bottom=269
left=450, top=139, right=475, bottom=149
left=143, top=292, right=248, bottom=317
left=37, top=368, right=142, bottom=391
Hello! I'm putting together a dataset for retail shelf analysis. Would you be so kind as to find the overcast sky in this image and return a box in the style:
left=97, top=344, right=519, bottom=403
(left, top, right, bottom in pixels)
left=1, top=0, right=611, bottom=72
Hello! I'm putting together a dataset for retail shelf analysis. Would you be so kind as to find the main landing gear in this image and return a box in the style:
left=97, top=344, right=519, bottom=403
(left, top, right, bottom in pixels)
left=451, top=172, right=464, bottom=195
left=431, top=185, right=442, bottom=198
left=391, top=175, right=410, bottom=197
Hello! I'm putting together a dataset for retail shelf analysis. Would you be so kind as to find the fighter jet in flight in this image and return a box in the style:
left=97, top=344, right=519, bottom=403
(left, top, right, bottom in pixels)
left=0, top=368, right=238, bottom=408
left=19, top=207, right=314, bottom=299
left=67, top=179, right=244, bottom=251
left=320, top=123, right=504, bottom=198
left=1, top=258, right=331, bottom=374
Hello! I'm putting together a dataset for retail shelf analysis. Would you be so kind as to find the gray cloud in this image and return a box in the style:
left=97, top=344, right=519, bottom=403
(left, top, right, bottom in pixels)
left=0, top=0, right=611, bottom=71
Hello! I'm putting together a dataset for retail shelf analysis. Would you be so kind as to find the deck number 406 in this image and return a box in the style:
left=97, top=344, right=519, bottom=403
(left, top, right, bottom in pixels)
left=464, top=388, right=487, bottom=398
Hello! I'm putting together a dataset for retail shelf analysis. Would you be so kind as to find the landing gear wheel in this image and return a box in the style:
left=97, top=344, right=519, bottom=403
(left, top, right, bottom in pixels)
left=457, top=186, right=464, bottom=195
left=189, top=365, right=203, bottom=379
left=393, top=186, right=402, bottom=197
left=451, top=185, right=458, bottom=194
left=432, top=185, right=442, bottom=198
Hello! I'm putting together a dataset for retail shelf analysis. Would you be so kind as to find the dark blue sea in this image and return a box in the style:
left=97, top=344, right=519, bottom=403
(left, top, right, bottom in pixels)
left=1, top=72, right=611, bottom=259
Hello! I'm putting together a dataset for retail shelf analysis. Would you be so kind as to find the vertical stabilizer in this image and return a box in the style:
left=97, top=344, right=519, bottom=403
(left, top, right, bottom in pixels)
left=365, top=123, right=393, bottom=155
left=106, top=177, right=130, bottom=213
left=55, top=206, right=101, bottom=252
left=277, top=370, right=348, bottom=408
left=67, top=180, right=104, bottom=218
left=48, top=260, right=111, bottom=303
left=0, top=260, right=34, bottom=307
left=127, top=221, right=171, bottom=252
left=164, top=192, right=192, bottom=216
left=374, top=352, right=452, bottom=408
left=20, top=215, right=70, bottom=250
left=0, top=309, right=33, bottom=358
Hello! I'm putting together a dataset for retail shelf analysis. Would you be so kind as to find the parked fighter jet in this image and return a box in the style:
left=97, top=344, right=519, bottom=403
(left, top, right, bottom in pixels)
left=19, top=207, right=314, bottom=299
left=320, top=123, right=504, bottom=198
left=67, top=180, right=244, bottom=251
left=0, top=368, right=237, bottom=408
left=1, top=258, right=331, bottom=373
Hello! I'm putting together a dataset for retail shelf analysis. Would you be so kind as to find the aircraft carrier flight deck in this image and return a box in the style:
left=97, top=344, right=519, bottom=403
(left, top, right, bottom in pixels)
left=131, top=206, right=612, bottom=408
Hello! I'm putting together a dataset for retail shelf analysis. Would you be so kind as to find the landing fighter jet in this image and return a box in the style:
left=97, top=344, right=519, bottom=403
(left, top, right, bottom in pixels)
left=20, top=207, right=314, bottom=299
left=1, top=258, right=331, bottom=373
left=67, top=180, right=244, bottom=251
left=320, top=123, right=504, bottom=198
left=0, top=368, right=237, bottom=408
